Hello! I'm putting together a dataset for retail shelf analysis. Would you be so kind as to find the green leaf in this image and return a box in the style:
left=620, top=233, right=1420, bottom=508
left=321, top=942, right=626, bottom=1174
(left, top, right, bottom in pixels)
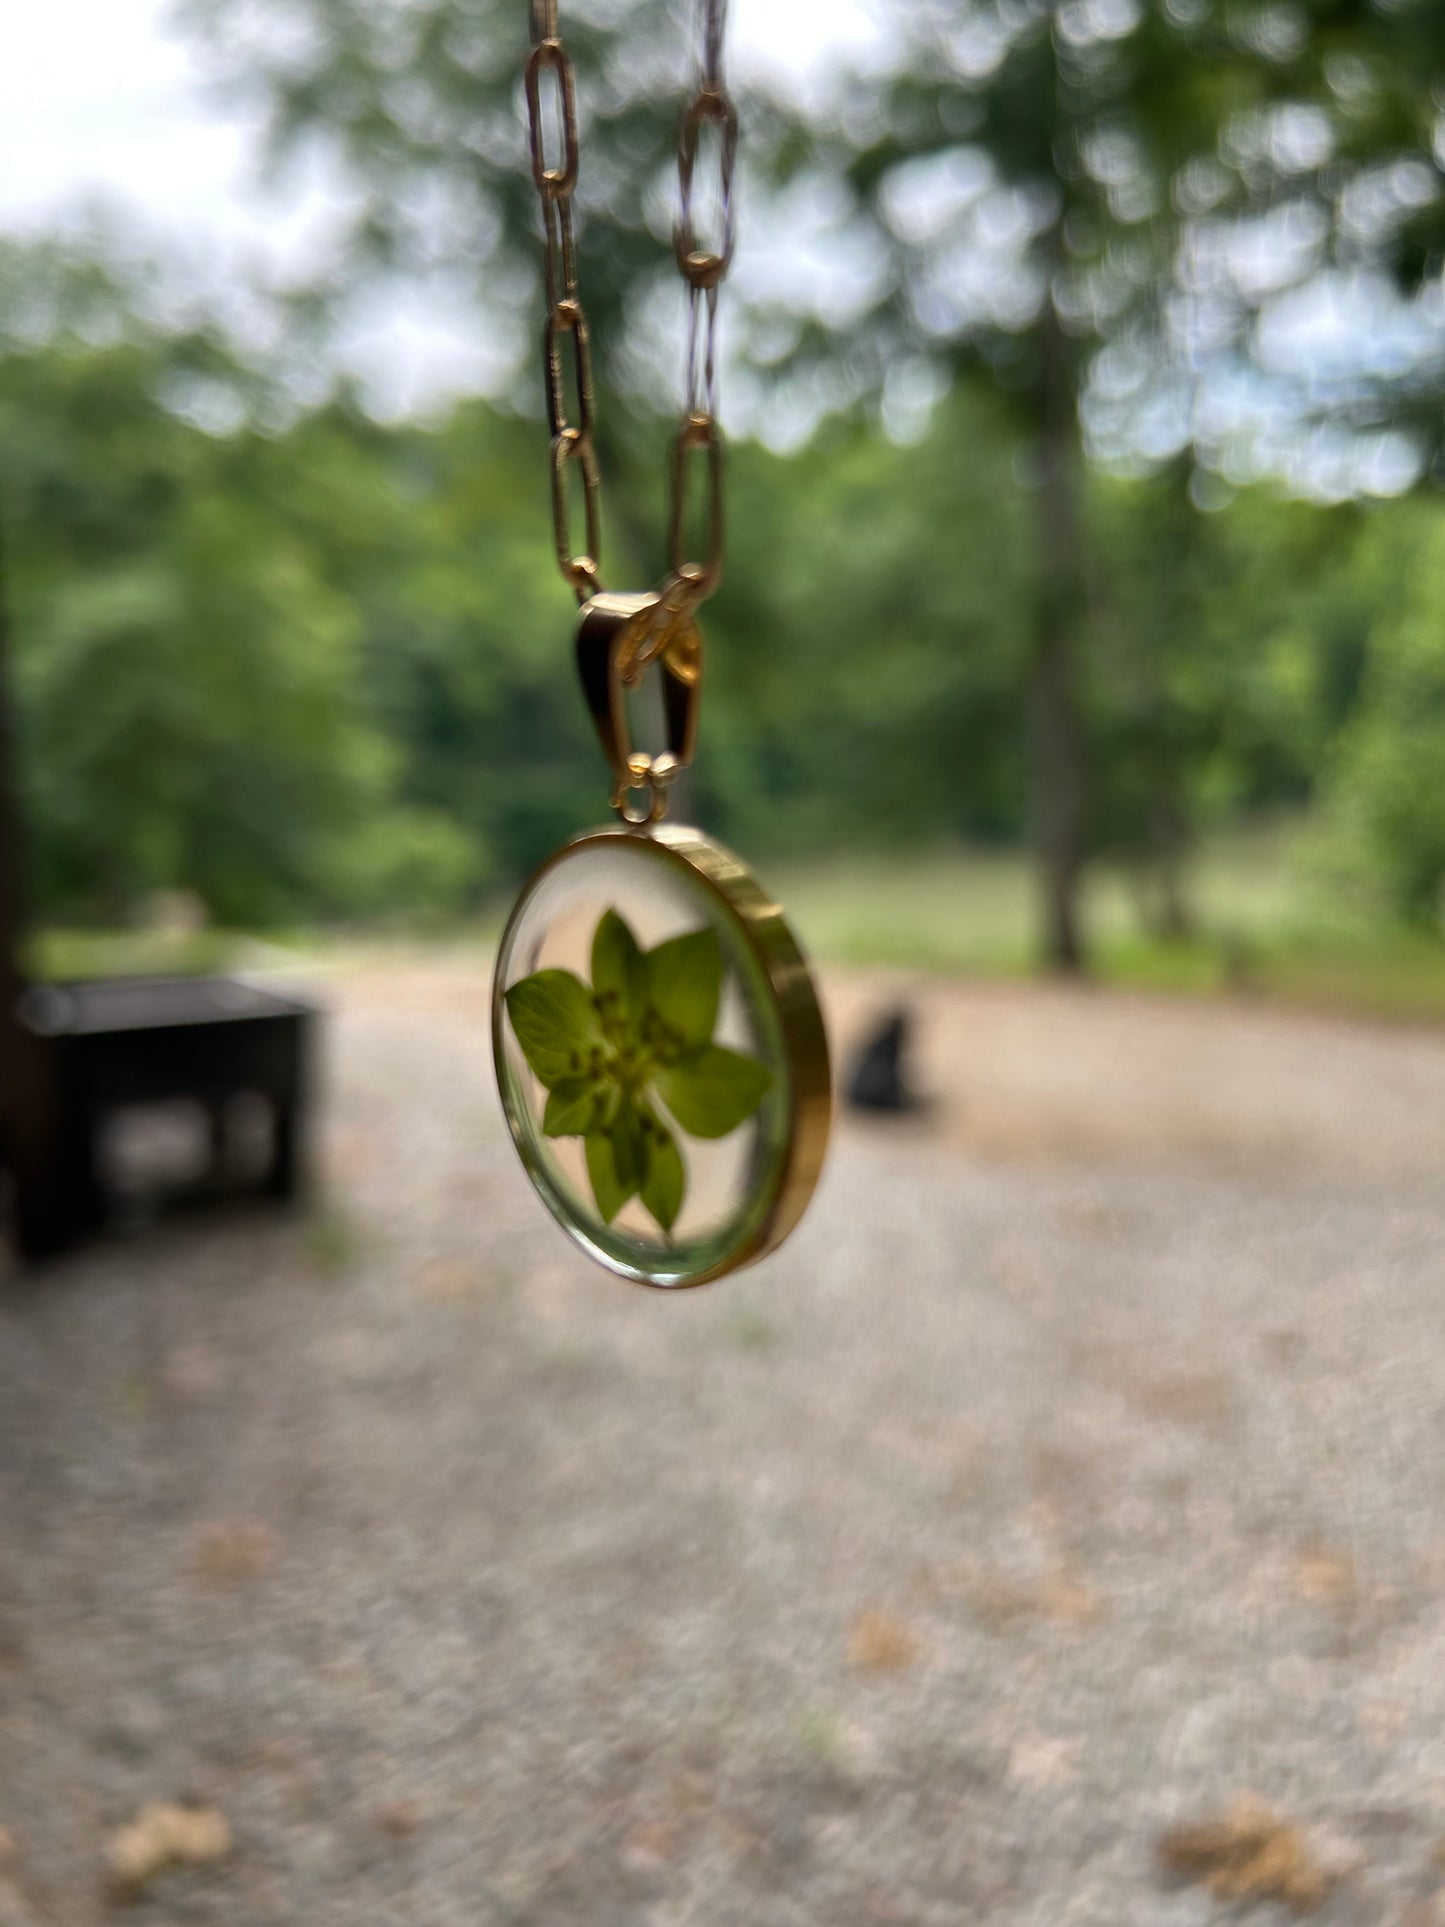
left=590, top=907, right=645, bottom=1032
left=585, top=1124, right=636, bottom=1224
left=504, top=968, right=604, bottom=1090
left=653, top=1042, right=773, bottom=1140
left=608, top=1100, right=645, bottom=1195
left=638, top=1103, right=685, bottom=1234
left=542, top=1077, right=596, bottom=1137
left=644, top=925, right=722, bottom=1052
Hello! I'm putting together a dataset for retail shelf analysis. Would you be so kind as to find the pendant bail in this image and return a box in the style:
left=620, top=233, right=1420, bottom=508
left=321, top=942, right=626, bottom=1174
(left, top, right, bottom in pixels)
left=575, top=589, right=703, bottom=825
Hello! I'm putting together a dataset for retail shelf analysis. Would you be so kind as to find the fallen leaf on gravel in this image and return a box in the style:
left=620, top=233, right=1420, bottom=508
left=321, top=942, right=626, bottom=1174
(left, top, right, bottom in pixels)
left=191, top=1519, right=278, bottom=1587
left=1128, top=1371, right=1235, bottom=1435
left=940, top=1564, right=1103, bottom=1631
left=1295, top=1547, right=1355, bottom=1603
left=1260, top=1328, right=1307, bottom=1369
left=1056, top=1197, right=1136, bottom=1241
left=1160, top=1795, right=1338, bottom=1913
left=415, top=1258, right=483, bottom=1301
left=848, top=1609, right=918, bottom=1672
left=1030, top=1442, right=1101, bottom=1509
left=620, top=1821, right=674, bottom=1871
left=375, top=1801, right=422, bottom=1839
left=105, top=1802, right=231, bottom=1894
left=1040, top=1569, right=1102, bottom=1624
left=952, top=1569, right=1037, bottom=1629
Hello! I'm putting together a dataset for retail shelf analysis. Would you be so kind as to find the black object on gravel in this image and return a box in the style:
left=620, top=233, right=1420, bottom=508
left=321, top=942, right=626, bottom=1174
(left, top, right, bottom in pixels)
left=844, top=1006, right=923, bottom=1112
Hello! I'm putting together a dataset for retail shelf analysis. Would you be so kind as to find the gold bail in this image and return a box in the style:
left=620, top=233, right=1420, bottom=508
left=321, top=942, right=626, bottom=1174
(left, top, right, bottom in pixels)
left=575, top=591, right=703, bottom=825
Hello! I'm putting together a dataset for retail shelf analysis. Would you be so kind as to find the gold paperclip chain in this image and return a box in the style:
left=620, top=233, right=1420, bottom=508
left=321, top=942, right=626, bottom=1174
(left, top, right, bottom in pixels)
left=525, top=0, right=735, bottom=814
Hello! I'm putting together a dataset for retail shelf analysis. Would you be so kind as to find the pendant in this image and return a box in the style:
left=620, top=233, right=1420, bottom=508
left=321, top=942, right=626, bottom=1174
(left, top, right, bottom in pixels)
left=490, top=594, right=830, bottom=1287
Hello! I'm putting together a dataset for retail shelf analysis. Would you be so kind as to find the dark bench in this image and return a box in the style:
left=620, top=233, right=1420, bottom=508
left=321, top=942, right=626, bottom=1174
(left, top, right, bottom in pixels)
left=3, top=973, right=317, bottom=1259
left=0, top=514, right=322, bottom=1264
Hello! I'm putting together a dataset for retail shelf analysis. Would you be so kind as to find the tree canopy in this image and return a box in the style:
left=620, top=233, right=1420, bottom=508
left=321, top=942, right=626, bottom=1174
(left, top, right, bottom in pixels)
left=3, top=4, right=1444, bottom=951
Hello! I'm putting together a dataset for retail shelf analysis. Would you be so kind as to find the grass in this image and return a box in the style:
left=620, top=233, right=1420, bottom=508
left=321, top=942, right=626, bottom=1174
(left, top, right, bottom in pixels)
left=769, top=823, right=1309, bottom=975
left=25, top=926, right=248, bottom=982
left=1228, top=941, right=1445, bottom=1026
left=25, top=821, right=1445, bottom=1029
left=771, top=822, right=1445, bottom=1027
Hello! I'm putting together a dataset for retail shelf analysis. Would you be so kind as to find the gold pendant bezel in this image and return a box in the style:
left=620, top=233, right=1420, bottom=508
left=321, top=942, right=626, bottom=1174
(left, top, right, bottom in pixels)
left=491, top=822, right=831, bottom=1287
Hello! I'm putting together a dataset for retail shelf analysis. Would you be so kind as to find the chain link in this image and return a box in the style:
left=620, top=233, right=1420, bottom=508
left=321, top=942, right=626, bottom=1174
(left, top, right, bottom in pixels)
left=524, top=0, right=734, bottom=621
left=525, top=11, right=596, bottom=602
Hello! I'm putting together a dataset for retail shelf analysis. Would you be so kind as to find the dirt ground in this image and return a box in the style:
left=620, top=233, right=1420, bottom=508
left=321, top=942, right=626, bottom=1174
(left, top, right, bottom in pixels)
left=2, top=963, right=1445, bottom=1925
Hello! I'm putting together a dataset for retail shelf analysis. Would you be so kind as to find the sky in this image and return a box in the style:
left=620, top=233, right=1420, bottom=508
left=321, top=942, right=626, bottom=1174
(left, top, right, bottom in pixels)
left=0, top=0, right=888, bottom=417
left=0, top=1, right=1430, bottom=493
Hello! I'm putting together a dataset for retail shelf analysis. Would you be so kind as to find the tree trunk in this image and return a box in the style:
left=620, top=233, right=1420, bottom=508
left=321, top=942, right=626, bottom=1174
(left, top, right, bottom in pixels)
left=1029, top=302, right=1088, bottom=975
left=1149, top=790, right=1194, bottom=944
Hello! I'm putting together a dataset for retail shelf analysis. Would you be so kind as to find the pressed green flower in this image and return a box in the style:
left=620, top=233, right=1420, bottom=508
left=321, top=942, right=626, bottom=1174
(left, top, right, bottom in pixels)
left=504, top=907, right=772, bottom=1233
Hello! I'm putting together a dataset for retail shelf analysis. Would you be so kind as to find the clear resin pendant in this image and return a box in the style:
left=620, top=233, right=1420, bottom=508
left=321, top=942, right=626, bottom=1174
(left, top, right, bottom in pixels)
left=492, top=824, right=830, bottom=1286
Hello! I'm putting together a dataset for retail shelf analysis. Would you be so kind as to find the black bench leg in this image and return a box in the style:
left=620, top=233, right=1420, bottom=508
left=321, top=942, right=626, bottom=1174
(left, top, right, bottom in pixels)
left=266, top=1027, right=312, bottom=1205
left=13, top=1155, right=71, bottom=1260
left=207, top=1098, right=229, bottom=1181
left=267, top=1093, right=307, bottom=1202
left=13, top=1109, right=103, bottom=1257
left=64, top=1108, right=106, bottom=1236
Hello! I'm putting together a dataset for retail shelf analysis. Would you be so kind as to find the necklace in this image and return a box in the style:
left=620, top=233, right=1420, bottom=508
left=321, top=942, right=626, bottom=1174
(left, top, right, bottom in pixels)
left=492, top=0, right=831, bottom=1288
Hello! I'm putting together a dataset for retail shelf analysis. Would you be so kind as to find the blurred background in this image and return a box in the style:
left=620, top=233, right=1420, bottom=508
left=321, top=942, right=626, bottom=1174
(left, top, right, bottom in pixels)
left=3, top=1, right=1445, bottom=1921
left=3, top=0, right=1445, bottom=997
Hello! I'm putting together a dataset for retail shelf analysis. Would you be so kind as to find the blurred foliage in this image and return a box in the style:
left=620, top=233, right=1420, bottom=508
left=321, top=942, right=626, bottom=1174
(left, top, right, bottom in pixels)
left=1317, top=501, right=1445, bottom=929
left=4, top=0, right=1445, bottom=964
left=170, top=0, right=1445, bottom=970
left=0, top=227, right=1428, bottom=946
left=0, top=242, right=481, bottom=925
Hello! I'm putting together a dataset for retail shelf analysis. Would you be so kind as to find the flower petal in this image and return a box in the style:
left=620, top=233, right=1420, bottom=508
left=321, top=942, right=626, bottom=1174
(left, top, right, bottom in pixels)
left=505, top=968, right=604, bottom=1090
left=542, top=1077, right=596, bottom=1138
left=638, top=1105, right=686, bottom=1234
left=608, top=1100, right=646, bottom=1196
left=654, top=1042, right=773, bottom=1140
left=585, top=1127, right=635, bottom=1223
left=644, top=925, right=722, bottom=1052
left=591, top=907, right=646, bottom=1034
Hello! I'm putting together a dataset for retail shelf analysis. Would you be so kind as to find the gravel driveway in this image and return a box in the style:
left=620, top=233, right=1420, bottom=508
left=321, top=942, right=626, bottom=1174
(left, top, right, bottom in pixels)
left=2, top=964, right=1444, bottom=1925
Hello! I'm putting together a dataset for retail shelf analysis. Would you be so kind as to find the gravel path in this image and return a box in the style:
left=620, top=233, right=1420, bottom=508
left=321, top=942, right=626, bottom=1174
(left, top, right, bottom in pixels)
left=2, top=965, right=1444, bottom=1925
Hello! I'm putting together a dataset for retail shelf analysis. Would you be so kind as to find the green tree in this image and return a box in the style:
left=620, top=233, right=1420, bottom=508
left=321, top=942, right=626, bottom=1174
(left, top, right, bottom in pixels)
left=171, top=0, right=1445, bottom=965
left=0, top=237, right=478, bottom=924
left=701, top=385, right=1032, bottom=855
left=794, top=2, right=1286, bottom=967
left=174, top=0, right=704, bottom=432
left=177, top=0, right=1231, bottom=966
left=1087, top=468, right=1368, bottom=936
left=1319, top=499, right=1445, bottom=931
